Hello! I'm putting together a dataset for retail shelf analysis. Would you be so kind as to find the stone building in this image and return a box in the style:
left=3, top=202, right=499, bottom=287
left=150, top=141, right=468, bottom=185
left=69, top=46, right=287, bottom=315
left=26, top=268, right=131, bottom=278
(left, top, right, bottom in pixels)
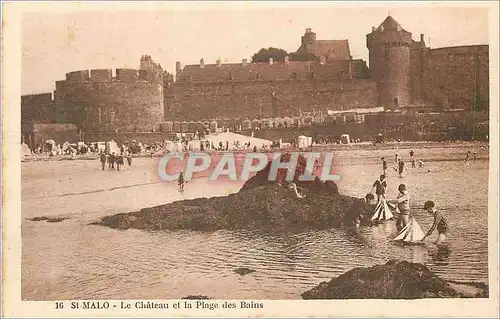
left=21, top=15, right=489, bottom=141
left=167, top=15, right=489, bottom=121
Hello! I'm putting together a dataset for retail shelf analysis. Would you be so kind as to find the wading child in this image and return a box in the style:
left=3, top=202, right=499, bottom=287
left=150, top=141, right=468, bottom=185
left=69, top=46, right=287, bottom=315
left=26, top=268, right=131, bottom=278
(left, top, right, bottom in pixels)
left=372, top=174, right=387, bottom=203
left=397, top=159, right=405, bottom=177
left=395, top=184, right=410, bottom=231
left=422, top=201, right=448, bottom=244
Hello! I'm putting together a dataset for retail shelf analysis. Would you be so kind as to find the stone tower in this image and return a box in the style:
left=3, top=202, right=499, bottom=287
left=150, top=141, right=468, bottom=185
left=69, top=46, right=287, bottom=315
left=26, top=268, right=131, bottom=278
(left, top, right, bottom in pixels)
left=367, top=16, right=412, bottom=109
left=301, top=28, right=317, bottom=53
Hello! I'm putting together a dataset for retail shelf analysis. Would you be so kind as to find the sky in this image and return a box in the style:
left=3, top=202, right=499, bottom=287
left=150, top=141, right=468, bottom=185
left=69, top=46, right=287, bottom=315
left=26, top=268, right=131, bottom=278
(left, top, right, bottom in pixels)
left=21, top=3, right=490, bottom=95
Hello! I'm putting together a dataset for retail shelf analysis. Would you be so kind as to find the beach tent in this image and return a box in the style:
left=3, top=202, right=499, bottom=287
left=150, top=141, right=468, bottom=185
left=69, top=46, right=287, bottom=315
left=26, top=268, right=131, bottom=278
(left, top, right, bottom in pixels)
left=307, top=136, right=313, bottom=147
left=340, top=134, right=351, bottom=144
left=106, top=140, right=120, bottom=155
left=21, top=142, right=32, bottom=157
left=392, top=218, right=425, bottom=243
left=163, top=140, right=176, bottom=153
left=176, top=141, right=184, bottom=152
left=371, top=197, right=394, bottom=221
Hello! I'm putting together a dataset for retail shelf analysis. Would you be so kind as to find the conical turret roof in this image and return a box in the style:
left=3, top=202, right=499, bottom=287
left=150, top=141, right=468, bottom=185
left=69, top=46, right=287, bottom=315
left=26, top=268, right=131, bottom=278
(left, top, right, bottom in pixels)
left=379, top=15, right=404, bottom=31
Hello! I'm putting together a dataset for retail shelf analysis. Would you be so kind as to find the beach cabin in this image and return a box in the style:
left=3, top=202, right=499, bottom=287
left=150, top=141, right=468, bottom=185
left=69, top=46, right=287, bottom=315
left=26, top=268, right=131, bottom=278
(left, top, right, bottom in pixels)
left=340, top=134, right=351, bottom=144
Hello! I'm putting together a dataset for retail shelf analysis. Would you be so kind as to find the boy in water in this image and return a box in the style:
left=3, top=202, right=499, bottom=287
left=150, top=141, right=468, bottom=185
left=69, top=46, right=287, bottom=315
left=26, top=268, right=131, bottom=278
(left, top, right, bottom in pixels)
left=372, top=174, right=387, bottom=203
left=395, top=184, right=410, bottom=231
left=422, top=201, right=448, bottom=244
left=397, top=159, right=405, bottom=177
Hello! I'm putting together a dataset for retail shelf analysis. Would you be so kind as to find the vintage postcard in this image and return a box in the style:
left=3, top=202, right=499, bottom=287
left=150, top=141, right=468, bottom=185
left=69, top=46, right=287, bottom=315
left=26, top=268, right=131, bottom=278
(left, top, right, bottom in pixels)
left=2, top=1, right=499, bottom=318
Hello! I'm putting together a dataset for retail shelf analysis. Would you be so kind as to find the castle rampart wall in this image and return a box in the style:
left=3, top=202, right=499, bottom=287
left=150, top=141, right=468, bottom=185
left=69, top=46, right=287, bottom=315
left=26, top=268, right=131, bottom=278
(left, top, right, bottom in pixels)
left=55, top=69, right=164, bottom=133
left=421, top=45, right=488, bottom=110
left=165, top=79, right=378, bottom=121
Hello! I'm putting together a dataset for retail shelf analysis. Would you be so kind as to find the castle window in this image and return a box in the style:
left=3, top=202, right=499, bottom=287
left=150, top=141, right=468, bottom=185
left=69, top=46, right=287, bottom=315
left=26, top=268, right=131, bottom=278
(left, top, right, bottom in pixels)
left=292, top=72, right=298, bottom=80
left=310, top=71, right=315, bottom=79
left=229, top=73, right=234, bottom=81
left=255, top=73, right=261, bottom=80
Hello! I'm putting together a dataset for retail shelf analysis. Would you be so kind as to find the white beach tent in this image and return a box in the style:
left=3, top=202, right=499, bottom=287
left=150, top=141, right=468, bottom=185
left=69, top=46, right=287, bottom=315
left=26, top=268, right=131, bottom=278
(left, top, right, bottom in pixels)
left=163, top=140, right=176, bottom=153
left=371, top=197, right=394, bottom=221
left=21, top=142, right=32, bottom=157
left=297, top=135, right=308, bottom=149
left=392, top=218, right=425, bottom=243
left=106, top=140, right=120, bottom=155
left=340, top=134, right=351, bottom=144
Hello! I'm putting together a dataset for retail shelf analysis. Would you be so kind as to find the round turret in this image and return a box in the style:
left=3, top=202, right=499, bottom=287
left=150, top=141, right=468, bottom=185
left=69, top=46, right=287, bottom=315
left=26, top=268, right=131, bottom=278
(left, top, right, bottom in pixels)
left=367, top=16, right=412, bottom=109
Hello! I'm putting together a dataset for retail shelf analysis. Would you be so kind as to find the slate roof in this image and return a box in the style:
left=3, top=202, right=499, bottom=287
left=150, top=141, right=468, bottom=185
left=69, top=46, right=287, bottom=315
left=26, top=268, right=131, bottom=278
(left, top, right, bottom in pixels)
left=176, top=59, right=368, bottom=84
left=308, top=40, right=351, bottom=60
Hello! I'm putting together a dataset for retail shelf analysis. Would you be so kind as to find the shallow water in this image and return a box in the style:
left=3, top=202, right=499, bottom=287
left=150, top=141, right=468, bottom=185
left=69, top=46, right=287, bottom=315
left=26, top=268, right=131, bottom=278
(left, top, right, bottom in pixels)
left=22, top=146, right=489, bottom=300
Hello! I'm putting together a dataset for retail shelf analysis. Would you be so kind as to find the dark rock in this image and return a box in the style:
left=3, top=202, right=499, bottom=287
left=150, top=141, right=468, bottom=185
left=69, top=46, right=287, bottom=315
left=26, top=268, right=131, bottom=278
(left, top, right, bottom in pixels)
left=28, top=216, right=69, bottom=223
left=301, top=260, right=485, bottom=299
left=234, top=267, right=256, bottom=276
left=94, top=153, right=364, bottom=232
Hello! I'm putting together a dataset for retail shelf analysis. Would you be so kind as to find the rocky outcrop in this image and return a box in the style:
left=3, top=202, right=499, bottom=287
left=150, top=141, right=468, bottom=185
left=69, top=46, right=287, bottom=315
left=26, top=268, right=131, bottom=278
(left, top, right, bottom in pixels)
left=234, top=267, right=256, bottom=276
left=95, top=183, right=364, bottom=232
left=301, top=260, right=489, bottom=299
left=28, top=216, right=69, bottom=223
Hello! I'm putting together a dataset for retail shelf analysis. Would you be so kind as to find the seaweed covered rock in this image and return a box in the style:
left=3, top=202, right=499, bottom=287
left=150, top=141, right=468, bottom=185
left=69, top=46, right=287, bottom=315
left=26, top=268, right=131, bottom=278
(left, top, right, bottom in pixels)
left=95, top=152, right=364, bottom=232
left=96, top=184, right=363, bottom=232
left=301, top=260, right=481, bottom=299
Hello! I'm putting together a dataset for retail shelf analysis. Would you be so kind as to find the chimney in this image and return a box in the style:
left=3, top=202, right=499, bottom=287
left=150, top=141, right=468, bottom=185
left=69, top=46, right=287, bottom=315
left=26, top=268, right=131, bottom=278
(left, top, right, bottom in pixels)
left=175, top=62, right=181, bottom=76
left=216, top=58, right=221, bottom=68
left=348, top=60, right=352, bottom=79
left=372, top=26, right=376, bottom=32
left=269, top=57, right=274, bottom=65
left=319, top=56, right=326, bottom=65
left=420, top=33, right=424, bottom=43
left=242, top=58, right=248, bottom=66
left=200, top=58, right=205, bottom=68
left=284, top=56, right=289, bottom=64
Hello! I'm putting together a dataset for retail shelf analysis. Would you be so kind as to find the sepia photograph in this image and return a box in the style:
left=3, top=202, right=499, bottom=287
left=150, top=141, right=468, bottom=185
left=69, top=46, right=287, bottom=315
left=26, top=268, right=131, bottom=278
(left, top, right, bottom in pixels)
left=2, top=1, right=499, bottom=318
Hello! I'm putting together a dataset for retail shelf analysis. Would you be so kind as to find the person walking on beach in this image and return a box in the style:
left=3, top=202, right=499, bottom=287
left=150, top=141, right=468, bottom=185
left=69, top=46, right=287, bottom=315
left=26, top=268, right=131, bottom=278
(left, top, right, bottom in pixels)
left=397, top=159, right=405, bottom=177
left=178, top=172, right=185, bottom=192
left=108, top=152, right=116, bottom=170
left=465, top=151, right=471, bottom=164
left=116, top=153, right=124, bottom=171
left=422, top=201, right=448, bottom=245
left=410, top=150, right=416, bottom=168
left=372, top=174, right=387, bottom=203
left=100, top=152, right=107, bottom=171
left=395, top=184, right=410, bottom=231
left=126, top=153, right=132, bottom=169
left=381, top=157, right=388, bottom=175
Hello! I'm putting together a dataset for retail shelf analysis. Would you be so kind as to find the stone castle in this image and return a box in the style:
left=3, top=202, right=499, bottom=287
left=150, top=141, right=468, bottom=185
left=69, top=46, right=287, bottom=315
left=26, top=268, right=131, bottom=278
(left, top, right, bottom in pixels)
left=22, top=16, right=489, bottom=142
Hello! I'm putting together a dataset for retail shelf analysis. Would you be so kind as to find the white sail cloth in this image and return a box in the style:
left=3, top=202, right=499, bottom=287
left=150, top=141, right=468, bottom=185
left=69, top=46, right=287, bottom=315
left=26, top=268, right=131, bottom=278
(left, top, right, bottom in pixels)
left=393, top=218, right=425, bottom=242
left=371, top=197, right=394, bottom=221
